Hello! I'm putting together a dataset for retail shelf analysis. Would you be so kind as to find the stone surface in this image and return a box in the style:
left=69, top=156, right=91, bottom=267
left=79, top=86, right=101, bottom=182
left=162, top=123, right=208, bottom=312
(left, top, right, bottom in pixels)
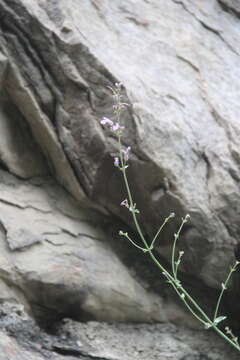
left=0, top=0, right=239, bottom=341
left=0, top=51, right=7, bottom=83
left=0, top=302, right=238, bottom=360
left=0, top=0, right=238, bottom=291
left=218, top=0, right=240, bottom=13
left=59, top=0, right=240, bottom=291
left=59, top=319, right=240, bottom=360
left=0, top=89, right=48, bottom=179
left=0, top=169, right=185, bottom=325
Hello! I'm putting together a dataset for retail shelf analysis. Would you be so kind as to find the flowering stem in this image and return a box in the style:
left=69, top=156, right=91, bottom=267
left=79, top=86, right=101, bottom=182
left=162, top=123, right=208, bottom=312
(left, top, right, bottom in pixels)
left=102, top=83, right=240, bottom=353
left=118, top=139, right=210, bottom=322
left=119, top=139, right=150, bottom=251
left=119, top=129, right=240, bottom=352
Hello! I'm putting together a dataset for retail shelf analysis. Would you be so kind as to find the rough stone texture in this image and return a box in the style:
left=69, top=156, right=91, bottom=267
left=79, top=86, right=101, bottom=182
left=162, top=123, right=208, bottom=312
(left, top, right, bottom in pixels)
left=0, top=89, right=48, bottom=179
left=0, top=0, right=239, bottom=350
left=218, top=0, right=240, bottom=14
left=59, top=319, right=240, bottom=360
left=0, top=302, right=238, bottom=360
left=0, top=304, right=77, bottom=360
left=0, top=169, right=179, bottom=324
left=0, top=0, right=238, bottom=291
left=58, top=0, right=240, bottom=290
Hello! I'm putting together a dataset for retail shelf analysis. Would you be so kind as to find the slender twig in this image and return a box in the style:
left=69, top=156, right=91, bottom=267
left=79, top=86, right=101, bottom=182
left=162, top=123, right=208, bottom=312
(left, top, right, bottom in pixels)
left=171, top=216, right=189, bottom=278
left=150, top=213, right=175, bottom=250
left=214, top=260, right=240, bottom=321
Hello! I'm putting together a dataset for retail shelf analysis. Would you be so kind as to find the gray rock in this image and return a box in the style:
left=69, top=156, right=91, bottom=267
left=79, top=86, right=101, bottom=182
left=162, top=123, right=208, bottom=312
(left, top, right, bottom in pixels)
left=54, top=318, right=240, bottom=360
left=0, top=302, right=238, bottom=360
left=0, top=0, right=239, bottom=332
left=0, top=170, right=186, bottom=325
left=218, top=0, right=240, bottom=14
left=0, top=89, right=48, bottom=179
left=0, top=51, right=7, bottom=83
left=6, top=228, right=43, bottom=251
left=60, top=0, right=240, bottom=290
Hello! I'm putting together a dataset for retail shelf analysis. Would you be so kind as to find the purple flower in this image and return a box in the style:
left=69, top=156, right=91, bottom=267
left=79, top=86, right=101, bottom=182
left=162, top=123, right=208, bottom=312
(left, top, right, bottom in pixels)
left=122, top=146, right=131, bottom=161
left=120, top=199, right=129, bottom=208
left=111, top=123, right=125, bottom=132
left=101, top=118, right=124, bottom=133
left=100, top=117, right=113, bottom=127
left=114, top=157, right=119, bottom=167
left=112, top=123, right=121, bottom=131
left=113, top=102, right=129, bottom=111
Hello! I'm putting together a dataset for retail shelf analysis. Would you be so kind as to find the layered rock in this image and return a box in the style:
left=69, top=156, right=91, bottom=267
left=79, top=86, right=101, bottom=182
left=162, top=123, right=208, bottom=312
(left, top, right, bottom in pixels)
left=0, top=0, right=239, bottom=338
left=0, top=302, right=238, bottom=360
left=0, top=169, right=177, bottom=324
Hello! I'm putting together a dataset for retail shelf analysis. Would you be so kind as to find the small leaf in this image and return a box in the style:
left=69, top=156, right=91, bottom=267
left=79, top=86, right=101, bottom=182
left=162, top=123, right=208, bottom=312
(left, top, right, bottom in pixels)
left=180, top=293, right=185, bottom=299
left=130, top=208, right=140, bottom=214
left=120, top=165, right=129, bottom=171
left=119, top=230, right=128, bottom=237
left=204, top=322, right=213, bottom=329
left=175, top=279, right=182, bottom=288
left=214, top=316, right=227, bottom=325
left=221, top=283, right=227, bottom=290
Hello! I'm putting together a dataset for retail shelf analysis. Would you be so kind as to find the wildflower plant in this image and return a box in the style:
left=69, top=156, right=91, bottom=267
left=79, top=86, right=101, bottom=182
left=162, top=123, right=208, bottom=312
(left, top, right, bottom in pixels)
left=100, top=83, right=240, bottom=352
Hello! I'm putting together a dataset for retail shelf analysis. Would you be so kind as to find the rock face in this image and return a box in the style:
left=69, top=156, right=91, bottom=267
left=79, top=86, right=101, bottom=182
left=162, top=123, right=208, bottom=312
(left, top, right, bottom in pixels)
left=0, top=302, right=238, bottom=360
left=55, top=0, right=240, bottom=291
left=1, top=0, right=239, bottom=290
left=0, top=0, right=240, bottom=350
left=0, top=169, right=175, bottom=324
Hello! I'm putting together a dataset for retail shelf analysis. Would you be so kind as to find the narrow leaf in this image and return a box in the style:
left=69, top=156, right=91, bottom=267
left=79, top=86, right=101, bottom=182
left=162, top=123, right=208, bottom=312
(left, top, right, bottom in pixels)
left=214, top=316, right=227, bottom=325
left=204, top=322, right=213, bottom=330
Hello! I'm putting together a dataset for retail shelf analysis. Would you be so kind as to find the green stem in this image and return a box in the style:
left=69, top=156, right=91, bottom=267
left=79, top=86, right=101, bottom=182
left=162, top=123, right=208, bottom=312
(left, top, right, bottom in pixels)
left=120, top=148, right=240, bottom=350
left=113, top=86, right=240, bottom=352
left=214, top=325, right=240, bottom=351
left=118, top=135, right=211, bottom=324
left=170, top=278, right=206, bottom=325
left=150, top=215, right=173, bottom=250
left=120, top=231, right=147, bottom=252
left=175, top=251, right=184, bottom=278
left=119, top=143, right=149, bottom=252
left=171, top=218, right=186, bottom=278
left=214, top=261, right=239, bottom=321
left=146, top=241, right=240, bottom=351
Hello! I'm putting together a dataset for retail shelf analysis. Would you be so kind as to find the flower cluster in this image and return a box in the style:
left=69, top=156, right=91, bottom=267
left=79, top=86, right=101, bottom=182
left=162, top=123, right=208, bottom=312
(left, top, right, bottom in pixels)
left=100, top=117, right=124, bottom=133
left=98, top=82, right=240, bottom=354
left=113, top=146, right=131, bottom=170
left=120, top=199, right=129, bottom=208
left=121, top=146, right=131, bottom=162
left=120, top=199, right=140, bottom=214
left=100, top=88, right=131, bottom=170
